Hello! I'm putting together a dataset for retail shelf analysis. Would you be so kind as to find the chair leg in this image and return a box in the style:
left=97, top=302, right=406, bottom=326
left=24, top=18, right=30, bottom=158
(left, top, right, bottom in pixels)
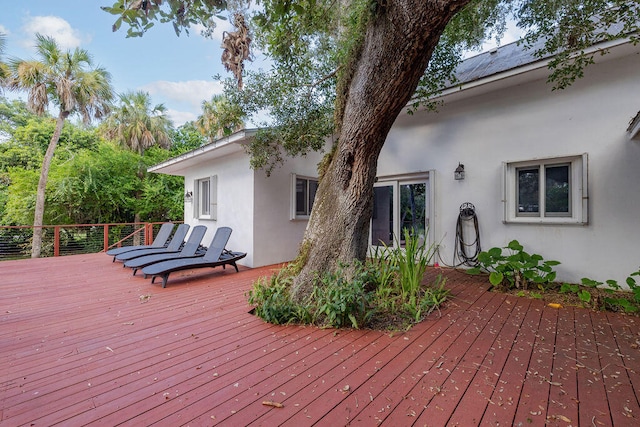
left=162, top=274, right=170, bottom=288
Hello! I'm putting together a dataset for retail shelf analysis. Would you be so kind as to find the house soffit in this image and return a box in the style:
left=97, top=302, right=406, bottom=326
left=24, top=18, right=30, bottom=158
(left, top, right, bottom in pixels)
left=148, top=129, right=258, bottom=176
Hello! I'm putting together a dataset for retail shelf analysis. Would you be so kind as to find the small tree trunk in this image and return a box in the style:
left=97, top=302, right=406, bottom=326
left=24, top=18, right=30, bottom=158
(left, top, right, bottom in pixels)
left=133, top=212, right=142, bottom=246
left=31, top=111, right=68, bottom=258
left=291, top=0, right=470, bottom=299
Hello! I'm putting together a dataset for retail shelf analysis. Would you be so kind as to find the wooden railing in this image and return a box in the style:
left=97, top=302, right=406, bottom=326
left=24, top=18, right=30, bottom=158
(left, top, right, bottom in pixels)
left=0, top=222, right=178, bottom=261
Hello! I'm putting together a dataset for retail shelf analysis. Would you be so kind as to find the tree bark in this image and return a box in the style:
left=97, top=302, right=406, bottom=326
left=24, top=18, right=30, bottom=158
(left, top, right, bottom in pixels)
left=31, top=111, right=68, bottom=258
left=292, top=0, right=470, bottom=298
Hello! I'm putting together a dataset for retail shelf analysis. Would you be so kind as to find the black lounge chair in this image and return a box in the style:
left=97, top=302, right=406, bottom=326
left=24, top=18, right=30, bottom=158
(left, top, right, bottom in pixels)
left=141, top=226, right=246, bottom=288
left=124, top=225, right=207, bottom=275
left=114, top=224, right=190, bottom=262
left=107, top=222, right=175, bottom=261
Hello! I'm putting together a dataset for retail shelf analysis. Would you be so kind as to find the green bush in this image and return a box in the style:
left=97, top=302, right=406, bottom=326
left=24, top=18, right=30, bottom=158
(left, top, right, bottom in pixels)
left=248, top=230, right=448, bottom=329
left=468, top=240, right=560, bottom=290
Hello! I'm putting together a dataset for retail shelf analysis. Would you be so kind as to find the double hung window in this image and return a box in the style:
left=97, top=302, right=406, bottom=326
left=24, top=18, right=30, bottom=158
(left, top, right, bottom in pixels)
left=195, top=175, right=217, bottom=220
left=504, top=155, right=587, bottom=224
left=291, top=174, right=319, bottom=219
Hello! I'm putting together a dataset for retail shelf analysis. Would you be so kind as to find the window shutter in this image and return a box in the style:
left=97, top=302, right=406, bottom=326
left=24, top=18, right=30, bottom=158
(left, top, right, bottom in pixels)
left=193, top=179, right=198, bottom=218
left=210, top=175, right=218, bottom=220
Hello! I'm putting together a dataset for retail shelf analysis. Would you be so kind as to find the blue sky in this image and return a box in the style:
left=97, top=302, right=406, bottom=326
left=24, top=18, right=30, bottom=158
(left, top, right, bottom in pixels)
left=1, top=2, right=522, bottom=127
left=1, top=1, right=239, bottom=126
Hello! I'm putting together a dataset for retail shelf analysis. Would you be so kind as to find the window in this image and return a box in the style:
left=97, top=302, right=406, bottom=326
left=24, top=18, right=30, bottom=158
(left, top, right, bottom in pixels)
left=504, top=155, right=587, bottom=224
left=194, top=175, right=217, bottom=220
left=291, top=175, right=318, bottom=219
left=371, top=173, right=433, bottom=248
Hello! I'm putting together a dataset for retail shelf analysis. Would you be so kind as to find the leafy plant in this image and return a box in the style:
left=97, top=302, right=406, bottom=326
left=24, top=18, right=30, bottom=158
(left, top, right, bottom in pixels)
left=468, top=240, right=560, bottom=290
left=310, top=261, right=374, bottom=328
left=559, top=268, right=640, bottom=312
left=247, top=272, right=310, bottom=325
left=248, top=230, right=448, bottom=329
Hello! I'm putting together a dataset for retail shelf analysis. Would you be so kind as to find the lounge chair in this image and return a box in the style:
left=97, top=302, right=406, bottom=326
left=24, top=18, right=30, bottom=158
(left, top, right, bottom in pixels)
left=141, top=226, right=247, bottom=288
left=124, top=225, right=207, bottom=275
left=107, top=222, right=175, bottom=261
left=114, top=224, right=190, bottom=262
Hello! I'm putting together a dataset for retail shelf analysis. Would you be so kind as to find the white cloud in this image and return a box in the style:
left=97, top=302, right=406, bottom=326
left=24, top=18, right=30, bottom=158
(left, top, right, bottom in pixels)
left=0, top=24, right=10, bottom=36
left=140, top=79, right=223, bottom=111
left=21, top=16, right=89, bottom=50
left=166, top=109, right=198, bottom=127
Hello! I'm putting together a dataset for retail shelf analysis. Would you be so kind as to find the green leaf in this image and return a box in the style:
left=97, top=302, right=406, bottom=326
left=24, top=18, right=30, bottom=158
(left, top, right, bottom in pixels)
left=477, top=251, right=492, bottom=263
left=507, top=240, right=523, bottom=251
left=578, top=290, right=592, bottom=303
left=488, top=247, right=502, bottom=258
left=489, top=272, right=504, bottom=286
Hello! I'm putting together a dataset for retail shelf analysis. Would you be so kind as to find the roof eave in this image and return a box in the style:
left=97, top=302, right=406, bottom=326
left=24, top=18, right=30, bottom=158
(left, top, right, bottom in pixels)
left=148, top=128, right=259, bottom=176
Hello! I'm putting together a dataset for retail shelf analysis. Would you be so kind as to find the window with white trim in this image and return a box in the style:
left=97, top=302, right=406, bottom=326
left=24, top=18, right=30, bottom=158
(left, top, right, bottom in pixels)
left=503, top=155, right=588, bottom=224
left=194, top=175, right=217, bottom=220
left=291, top=174, right=318, bottom=219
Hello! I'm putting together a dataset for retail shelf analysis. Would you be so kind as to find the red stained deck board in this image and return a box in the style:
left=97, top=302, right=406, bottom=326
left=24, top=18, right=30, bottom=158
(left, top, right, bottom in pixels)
left=591, top=311, right=640, bottom=426
left=481, top=296, right=545, bottom=425
left=180, top=330, right=381, bottom=426
left=574, top=309, right=614, bottom=426
left=377, top=292, right=513, bottom=426
left=308, top=286, right=500, bottom=425
left=444, top=296, right=532, bottom=426
left=72, top=322, right=319, bottom=425
left=512, top=302, right=559, bottom=425
left=2, top=256, right=640, bottom=426
left=607, top=313, right=640, bottom=405
left=134, top=327, right=355, bottom=425
left=545, top=305, right=580, bottom=425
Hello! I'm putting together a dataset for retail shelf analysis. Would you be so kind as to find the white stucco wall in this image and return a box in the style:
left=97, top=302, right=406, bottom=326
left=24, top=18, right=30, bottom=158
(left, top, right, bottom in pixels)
left=252, top=153, right=326, bottom=267
left=379, top=45, right=640, bottom=285
left=182, top=151, right=255, bottom=267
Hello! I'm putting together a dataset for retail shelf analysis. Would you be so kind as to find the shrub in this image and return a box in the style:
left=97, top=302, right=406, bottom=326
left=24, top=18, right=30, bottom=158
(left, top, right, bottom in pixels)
left=248, top=230, right=448, bottom=329
left=468, top=240, right=560, bottom=290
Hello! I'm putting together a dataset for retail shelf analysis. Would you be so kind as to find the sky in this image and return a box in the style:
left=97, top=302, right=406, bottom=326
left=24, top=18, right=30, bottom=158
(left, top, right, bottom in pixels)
left=1, top=0, right=239, bottom=126
left=1, top=1, right=523, bottom=128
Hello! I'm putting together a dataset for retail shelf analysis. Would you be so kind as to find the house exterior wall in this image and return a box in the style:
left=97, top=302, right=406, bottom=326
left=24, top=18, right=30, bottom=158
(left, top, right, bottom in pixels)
left=182, top=151, right=255, bottom=266
left=252, top=153, right=325, bottom=267
left=379, top=46, right=640, bottom=285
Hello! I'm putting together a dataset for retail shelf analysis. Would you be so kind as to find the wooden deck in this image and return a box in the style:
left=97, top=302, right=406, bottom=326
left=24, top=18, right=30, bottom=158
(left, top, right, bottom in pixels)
left=1, top=254, right=639, bottom=426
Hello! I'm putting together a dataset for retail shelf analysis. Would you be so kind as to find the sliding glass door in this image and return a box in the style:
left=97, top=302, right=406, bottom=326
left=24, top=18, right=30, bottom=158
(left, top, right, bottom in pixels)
left=371, top=175, right=431, bottom=248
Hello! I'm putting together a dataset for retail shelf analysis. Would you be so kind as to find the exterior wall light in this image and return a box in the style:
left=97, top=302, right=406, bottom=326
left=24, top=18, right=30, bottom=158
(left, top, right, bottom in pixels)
left=454, top=163, right=465, bottom=180
left=184, top=191, right=193, bottom=202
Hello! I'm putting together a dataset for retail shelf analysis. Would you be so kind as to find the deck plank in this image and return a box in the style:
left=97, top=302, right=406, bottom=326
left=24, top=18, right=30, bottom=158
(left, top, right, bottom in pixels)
left=1, top=254, right=639, bottom=426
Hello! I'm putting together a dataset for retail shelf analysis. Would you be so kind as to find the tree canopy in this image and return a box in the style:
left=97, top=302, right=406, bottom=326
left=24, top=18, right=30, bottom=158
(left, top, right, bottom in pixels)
left=104, top=1, right=639, bottom=172
left=100, top=90, right=173, bottom=155
left=0, top=97, right=186, bottom=227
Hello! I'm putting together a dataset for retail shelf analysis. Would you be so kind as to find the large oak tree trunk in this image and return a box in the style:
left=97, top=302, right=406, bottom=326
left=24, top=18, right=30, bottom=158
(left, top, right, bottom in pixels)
left=292, top=0, right=470, bottom=298
left=31, top=111, right=69, bottom=258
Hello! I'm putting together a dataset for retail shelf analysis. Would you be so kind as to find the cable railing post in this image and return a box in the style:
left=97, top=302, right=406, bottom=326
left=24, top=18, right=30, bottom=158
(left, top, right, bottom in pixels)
left=104, top=224, right=109, bottom=252
left=54, top=226, right=60, bottom=257
left=145, top=223, right=152, bottom=245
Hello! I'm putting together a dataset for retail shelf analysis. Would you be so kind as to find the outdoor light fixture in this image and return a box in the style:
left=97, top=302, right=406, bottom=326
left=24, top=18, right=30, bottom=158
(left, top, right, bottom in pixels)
left=184, top=191, right=193, bottom=202
left=454, top=163, right=465, bottom=180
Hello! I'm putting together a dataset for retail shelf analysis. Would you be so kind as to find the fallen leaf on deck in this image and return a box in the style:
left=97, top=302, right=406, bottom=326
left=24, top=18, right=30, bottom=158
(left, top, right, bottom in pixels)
left=262, top=401, right=284, bottom=408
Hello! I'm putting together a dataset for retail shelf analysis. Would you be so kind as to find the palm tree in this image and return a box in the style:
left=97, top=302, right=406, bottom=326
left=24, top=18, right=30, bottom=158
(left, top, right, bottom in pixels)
left=6, top=34, right=113, bottom=258
left=101, top=90, right=172, bottom=155
left=100, top=90, right=173, bottom=243
left=0, top=33, right=9, bottom=85
left=195, top=94, right=244, bottom=144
